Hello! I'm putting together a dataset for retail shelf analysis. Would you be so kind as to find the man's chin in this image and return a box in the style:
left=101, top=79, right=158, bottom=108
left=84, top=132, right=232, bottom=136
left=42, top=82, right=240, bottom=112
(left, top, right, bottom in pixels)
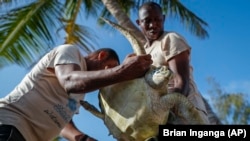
left=147, top=33, right=160, bottom=40
left=148, top=36, right=159, bottom=41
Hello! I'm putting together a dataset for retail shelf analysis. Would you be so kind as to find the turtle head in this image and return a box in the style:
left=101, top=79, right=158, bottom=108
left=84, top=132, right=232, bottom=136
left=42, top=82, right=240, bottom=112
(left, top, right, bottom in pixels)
left=144, top=65, right=173, bottom=94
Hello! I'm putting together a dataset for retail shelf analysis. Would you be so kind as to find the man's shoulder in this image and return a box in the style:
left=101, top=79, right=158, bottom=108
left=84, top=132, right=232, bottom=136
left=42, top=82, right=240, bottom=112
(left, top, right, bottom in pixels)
left=163, top=31, right=183, bottom=38
left=53, top=44, right=80, bottom=54
left=162, top=31, right=187, bottom=42
left=55, top=44, right=78, bottom=50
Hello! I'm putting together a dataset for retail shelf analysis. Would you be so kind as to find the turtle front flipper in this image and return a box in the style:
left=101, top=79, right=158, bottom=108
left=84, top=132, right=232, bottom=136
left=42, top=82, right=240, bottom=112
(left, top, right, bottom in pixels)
left=80, top=100, right=104, bottom=119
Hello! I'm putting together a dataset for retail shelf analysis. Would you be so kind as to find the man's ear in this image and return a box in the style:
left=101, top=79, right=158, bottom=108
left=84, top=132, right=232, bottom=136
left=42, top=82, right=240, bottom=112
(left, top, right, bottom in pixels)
left=98, top=51, right=108, bottom=60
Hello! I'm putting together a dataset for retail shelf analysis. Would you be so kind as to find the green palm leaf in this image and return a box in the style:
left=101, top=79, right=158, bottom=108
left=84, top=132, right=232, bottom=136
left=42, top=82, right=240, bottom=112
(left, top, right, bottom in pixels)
left=163, top=0, right=209, bottom=39
left=62, top=0, right=100, bottom=53
left=0, top=0, right=62, bottom=68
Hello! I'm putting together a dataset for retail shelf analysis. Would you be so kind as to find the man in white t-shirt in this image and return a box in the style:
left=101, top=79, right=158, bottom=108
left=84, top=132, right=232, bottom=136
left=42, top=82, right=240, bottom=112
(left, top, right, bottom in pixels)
left=136, top=2, right=220, bottom=124
left=0, top=44, right=152, bottom=141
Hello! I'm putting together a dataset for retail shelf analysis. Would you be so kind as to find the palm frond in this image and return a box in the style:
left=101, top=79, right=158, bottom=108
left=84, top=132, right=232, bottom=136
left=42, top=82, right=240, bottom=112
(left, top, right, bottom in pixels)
left=63, top=0, right=99, bottom=53
left=0, top=0, right=34, bottom=13
left=0, top=0, right=63, bottom=68
left=162, top=0, right=209, bottom=39
left=64, top=23, right=98, bottom=53
left=81, top=0, right=103, bottom=18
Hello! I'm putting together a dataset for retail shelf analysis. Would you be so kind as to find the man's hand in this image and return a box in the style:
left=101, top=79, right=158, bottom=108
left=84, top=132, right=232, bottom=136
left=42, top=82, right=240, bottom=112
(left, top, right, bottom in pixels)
left=120, top=53, right=152, bottom=79
left=76, top=134, right=97, bottom=141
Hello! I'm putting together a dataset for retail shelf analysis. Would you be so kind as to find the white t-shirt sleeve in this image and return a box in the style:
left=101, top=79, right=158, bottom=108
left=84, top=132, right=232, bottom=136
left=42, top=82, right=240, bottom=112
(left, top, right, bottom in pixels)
left=53, top=44, right=82, bottom=66
left=162, top=32, right=190, bottom=61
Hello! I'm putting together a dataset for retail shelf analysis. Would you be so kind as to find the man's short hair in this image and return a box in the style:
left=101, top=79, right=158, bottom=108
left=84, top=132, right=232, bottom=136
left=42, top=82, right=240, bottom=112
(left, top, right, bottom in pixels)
left=139, top=2, right=162, bottom=13
left=96, top=48, right=120, bottom=64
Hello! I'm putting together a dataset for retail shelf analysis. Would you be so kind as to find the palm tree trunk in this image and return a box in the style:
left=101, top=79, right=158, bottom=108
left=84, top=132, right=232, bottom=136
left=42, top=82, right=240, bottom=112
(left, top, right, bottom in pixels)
left=101, top=0, right=146, bottom=46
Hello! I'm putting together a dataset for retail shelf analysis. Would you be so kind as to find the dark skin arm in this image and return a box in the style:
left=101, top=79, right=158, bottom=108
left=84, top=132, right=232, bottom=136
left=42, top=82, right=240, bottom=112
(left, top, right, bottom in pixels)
left=168, top=50, right=190, bottom=96
left=60, top=120, right=96, bottom=141
left=55, top=53, right=152, bottom=94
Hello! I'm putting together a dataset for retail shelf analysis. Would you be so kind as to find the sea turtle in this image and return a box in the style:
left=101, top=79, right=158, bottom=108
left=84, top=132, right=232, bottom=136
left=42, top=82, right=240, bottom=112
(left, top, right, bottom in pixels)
left=80, top=18, right=207, bottom=141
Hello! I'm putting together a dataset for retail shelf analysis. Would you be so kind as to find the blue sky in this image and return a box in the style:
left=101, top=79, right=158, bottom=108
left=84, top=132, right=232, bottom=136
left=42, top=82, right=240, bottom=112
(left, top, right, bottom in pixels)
left=0, top=0, right=250, bottom=141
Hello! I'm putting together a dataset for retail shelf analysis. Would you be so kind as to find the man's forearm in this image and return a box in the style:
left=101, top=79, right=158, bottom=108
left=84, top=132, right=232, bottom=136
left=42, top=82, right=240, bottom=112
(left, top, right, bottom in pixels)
left=63, top=65, right=129, bottom=93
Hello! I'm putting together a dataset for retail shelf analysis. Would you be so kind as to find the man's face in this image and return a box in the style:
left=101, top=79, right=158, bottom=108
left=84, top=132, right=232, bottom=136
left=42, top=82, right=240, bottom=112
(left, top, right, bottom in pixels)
left=137, top=6, right=165, bottom=42
left=87, top=52, right=119, bottom=71
left=101, top=59, right=119, bottom=70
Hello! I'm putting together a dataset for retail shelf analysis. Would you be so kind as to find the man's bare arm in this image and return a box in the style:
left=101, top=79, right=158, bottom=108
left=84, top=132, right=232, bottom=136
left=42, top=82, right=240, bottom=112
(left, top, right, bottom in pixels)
left=55, top=54, right=152, bottom=94
left=168, top=51, right=190, bottom=95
